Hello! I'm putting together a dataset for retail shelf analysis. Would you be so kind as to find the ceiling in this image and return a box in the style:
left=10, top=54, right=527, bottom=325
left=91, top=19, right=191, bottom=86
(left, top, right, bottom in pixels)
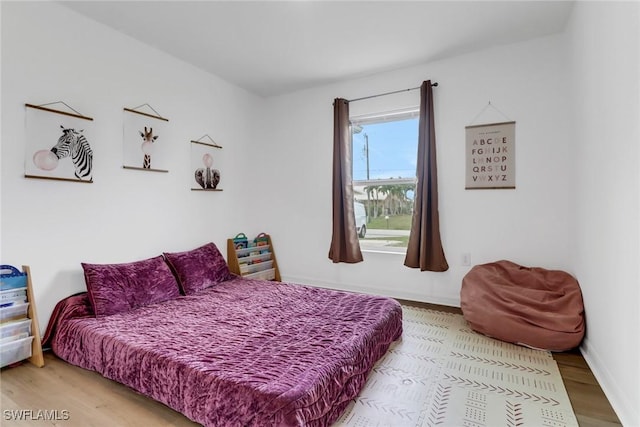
left=60, top=1, right=575, bottom=98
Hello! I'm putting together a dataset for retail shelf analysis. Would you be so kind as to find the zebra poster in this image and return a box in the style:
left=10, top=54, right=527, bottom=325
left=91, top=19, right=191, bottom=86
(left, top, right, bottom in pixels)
left=190, top=136, right=223, bottom=191
left=122, top=105, right=169, bottom=173
left=25, top=103, right=94, bottom=183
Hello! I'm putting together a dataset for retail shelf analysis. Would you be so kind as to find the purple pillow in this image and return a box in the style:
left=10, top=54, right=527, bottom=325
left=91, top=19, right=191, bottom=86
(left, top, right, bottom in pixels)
left=163, top=242, right=231, bottom=295
left=82, top=255, right=181, bottom=317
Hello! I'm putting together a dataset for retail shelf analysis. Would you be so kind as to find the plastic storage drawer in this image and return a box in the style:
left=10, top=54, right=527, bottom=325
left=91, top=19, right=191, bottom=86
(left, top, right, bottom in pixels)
left=0, top=319, right=32, bottom=344
left=244, top=268, right=276, bottom=281
left=0, top=336, right=33, bottom=368
left=0, top=303, right=29, bottom=323
left=240, top=260, right=274, bottom=275
left=0, top=287, right=27, bottom=303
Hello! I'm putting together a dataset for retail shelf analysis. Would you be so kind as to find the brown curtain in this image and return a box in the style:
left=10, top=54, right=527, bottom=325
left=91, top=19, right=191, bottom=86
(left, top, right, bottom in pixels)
left=328, top=98, right=363, bottom=263
left=404, top=81, right=449, bottom=271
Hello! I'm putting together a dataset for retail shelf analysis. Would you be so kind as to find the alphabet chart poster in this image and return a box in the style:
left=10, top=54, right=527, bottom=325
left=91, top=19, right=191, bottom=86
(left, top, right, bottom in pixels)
left=465, top=121, right=515, bottom=189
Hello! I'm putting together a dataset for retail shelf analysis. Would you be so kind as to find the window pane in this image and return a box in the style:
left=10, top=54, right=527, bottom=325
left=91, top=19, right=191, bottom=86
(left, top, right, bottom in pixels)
left=351, top=113, right=418, bottom=253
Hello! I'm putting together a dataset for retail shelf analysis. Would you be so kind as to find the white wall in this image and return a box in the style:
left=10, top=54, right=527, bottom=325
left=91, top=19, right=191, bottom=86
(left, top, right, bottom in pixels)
left=567, top=2, right=640, bottom=425
left=2, top=2, right=637, bottom=424
left=1, top=2, right=260, bottom=332
left=248, top=35, right=573, bottom=306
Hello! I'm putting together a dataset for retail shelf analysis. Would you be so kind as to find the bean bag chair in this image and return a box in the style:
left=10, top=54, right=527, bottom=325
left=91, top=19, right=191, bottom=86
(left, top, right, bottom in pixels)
left=460, top=260, right=585, bottom=351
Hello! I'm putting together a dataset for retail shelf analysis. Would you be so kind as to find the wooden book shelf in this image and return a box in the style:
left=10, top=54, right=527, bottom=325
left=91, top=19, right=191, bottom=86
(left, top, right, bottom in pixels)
left=227, top=234, right=281, bottom=282
left=0, top=265, right=44, bottom=369
left=24, top=265, right=45, bottom=367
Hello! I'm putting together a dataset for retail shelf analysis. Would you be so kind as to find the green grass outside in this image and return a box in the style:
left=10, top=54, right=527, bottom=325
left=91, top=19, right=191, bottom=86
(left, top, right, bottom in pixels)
left=366, top=214, right=412, bottom=230
left=361, top=235, right=409, bottom=247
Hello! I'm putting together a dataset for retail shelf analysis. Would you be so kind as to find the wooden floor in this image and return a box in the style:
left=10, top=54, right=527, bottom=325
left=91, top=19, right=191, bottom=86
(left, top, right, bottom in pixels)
left=1, top=301, right=621, bottom=427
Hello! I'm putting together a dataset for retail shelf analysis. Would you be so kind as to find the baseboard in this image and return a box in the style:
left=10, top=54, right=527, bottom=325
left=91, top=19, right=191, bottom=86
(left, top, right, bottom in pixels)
left=281, top=274, right=461, bottom=308
left=580, top=337, right=638, bottom=426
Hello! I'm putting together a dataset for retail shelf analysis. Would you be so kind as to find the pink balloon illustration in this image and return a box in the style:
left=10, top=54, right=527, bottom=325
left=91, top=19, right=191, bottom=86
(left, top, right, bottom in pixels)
left=141, top=141, right=154, bottom=155
left=33, top=150, right=59, bottom=171
left=202, top=153, right=213, bottom=168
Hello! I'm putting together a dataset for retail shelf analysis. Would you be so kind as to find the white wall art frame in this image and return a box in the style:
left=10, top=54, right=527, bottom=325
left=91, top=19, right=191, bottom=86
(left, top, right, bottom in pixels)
left=122, top=104, right=169, bottom=173
left=24, top=102, right=94, bottom=183
left=190, top=134, right=223, bottom=191
left=465, top=121, right=516, bottom=189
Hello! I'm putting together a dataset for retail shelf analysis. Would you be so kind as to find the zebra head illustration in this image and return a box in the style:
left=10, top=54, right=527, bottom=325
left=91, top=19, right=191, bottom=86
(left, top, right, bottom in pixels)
left=139, top=127, right=158, bottom=169
left=49, top=125, right=93, bottom=180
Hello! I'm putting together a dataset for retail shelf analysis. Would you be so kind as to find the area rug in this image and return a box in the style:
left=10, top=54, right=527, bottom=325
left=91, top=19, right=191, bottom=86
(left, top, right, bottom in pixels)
left=334, top=306, right=578, bottom=427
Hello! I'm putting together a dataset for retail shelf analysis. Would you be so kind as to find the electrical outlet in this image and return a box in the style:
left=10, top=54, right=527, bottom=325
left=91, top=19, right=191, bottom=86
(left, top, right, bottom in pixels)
left=462, top=253, right=471, bottom=266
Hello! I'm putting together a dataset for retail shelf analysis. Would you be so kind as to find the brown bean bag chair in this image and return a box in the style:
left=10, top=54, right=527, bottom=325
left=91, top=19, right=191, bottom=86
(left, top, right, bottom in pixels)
left=460, top=260, right=585, bottom=351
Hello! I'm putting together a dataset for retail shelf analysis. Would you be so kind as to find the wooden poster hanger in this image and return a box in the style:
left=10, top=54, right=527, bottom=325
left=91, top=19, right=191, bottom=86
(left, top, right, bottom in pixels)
left=25, top=101, right=94, bottom=121
left=190, top=134, right=222, bottom=149
left=123, top=103, right=169, bottom=121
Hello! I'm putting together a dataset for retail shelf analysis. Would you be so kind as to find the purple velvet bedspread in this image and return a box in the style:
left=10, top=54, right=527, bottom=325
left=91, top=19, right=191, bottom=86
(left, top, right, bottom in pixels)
left=45, top=278, right=402, bottom=426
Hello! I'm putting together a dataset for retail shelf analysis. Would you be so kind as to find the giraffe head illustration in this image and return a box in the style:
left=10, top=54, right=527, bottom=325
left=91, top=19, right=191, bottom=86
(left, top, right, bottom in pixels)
left=139, top=127, right=158, bottom=145
left=139, top=127, right=159, bottom=168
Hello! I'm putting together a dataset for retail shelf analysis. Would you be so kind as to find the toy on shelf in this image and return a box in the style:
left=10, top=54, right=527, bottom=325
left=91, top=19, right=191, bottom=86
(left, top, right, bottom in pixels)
left=254, top=233, right=269, bottom=246
left=232, top=233, right=249, bottom=251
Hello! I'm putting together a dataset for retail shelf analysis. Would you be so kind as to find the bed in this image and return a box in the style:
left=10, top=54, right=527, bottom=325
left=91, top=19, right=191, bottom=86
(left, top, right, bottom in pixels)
left=43, top=243, right=402, bottom=426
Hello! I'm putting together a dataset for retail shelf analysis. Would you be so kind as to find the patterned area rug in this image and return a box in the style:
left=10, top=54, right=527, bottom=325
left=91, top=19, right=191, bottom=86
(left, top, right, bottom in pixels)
left=334, top=306, right=578, bottom=427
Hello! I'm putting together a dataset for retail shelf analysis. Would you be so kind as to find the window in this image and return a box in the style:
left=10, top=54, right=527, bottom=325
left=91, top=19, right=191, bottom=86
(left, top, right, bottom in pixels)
left=351, top=108, right=419, bottom=252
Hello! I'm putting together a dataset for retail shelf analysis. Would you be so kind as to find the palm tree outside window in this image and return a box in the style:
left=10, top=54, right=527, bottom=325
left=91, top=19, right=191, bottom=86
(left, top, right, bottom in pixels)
left=351, top=108, right=419, bottom=253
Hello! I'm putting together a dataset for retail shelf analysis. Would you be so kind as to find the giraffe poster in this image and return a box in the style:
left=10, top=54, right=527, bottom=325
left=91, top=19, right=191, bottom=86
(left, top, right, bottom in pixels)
left=24, top=104, right=94, bottom=183
left=122, top=107, right=169, bottom=172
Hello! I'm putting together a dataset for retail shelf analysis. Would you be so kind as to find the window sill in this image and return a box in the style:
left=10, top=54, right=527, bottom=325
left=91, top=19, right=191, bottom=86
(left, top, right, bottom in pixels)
left=361, top=248, right=407, bottom=256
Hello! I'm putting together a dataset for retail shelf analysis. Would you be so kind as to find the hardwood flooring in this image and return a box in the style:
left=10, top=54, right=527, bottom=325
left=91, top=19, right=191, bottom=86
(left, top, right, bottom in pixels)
left=1, top=301, right=621, bottom=426
left=553, top=350, right=622, bottom=427
left=1, top=352, right=199, bottom=427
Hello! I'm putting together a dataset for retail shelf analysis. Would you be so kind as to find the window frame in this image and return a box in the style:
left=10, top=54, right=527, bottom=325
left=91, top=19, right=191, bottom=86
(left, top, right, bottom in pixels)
left=350, top=106, right=419, bottom=188
left=350, top=106, right=419, bottom=254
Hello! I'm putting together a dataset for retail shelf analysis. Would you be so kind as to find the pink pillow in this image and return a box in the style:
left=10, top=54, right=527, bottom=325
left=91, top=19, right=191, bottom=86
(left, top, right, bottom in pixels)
left=163, top=242, right=231, bottom=295
left=82, top=255, right=181, bottom=317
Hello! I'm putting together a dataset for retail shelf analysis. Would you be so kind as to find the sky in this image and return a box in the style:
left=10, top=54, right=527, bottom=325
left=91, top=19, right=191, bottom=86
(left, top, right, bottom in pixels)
left=352, top=117, right=419, bottom=181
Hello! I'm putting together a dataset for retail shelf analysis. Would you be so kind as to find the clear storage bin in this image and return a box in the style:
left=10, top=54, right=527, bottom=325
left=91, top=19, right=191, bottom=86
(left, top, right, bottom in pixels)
left=244, top=268, right=276, bottom=281
left=0, top=302, right=29, bottom=323
left=240, top=260, right=274, bottom=275
left=0, top=287, right=27, bottom=302
left=0, top=336, right=33, bottom=368
left=0, top=319, right=32, bottom=343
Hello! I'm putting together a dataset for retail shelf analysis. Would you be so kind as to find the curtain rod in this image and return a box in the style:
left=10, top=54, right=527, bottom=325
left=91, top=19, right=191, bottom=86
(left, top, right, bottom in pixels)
left=347, top=82, right=438, bottom=103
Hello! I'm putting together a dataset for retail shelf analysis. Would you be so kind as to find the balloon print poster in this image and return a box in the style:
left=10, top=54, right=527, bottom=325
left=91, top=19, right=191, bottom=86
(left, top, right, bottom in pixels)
left=122, top=106, right=169, bottom=173
left=24, top=103, right=94, bottom=183
left=190, top=136, right=223, bottom=191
